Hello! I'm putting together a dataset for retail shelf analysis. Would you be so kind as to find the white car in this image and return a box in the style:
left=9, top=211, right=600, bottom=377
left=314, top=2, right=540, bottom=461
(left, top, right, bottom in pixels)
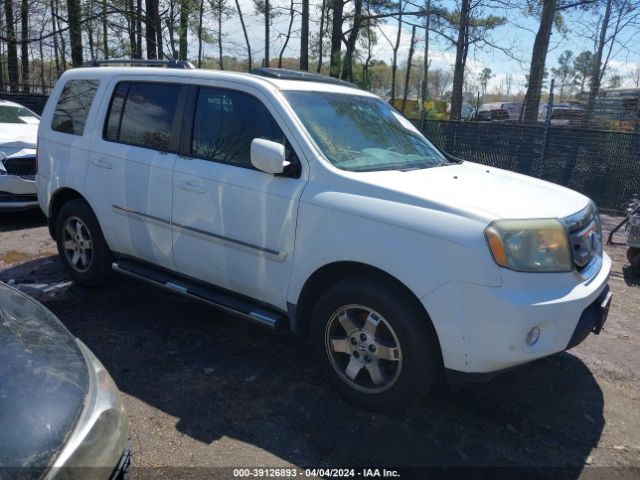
left=0, top=100, right=40, bottom=211
left=36, top=63, right=612, bottom=410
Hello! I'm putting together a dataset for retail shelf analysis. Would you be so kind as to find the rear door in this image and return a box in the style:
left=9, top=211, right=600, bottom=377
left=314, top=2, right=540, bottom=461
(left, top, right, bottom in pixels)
left=171, top=83, right=307, bottom=309
left=86, top=77, right=187, bottom=270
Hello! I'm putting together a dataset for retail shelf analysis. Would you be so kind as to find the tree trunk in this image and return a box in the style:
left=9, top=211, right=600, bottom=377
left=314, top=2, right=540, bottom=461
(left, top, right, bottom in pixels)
left=235, top=0, right=251, bottom=70
left=49, top=0, right=61, bottom=75
left=128, top=0, right=137, bottom=57
left=329, top=0, right=343, bottom=77
left=198, top=0, right=204, bottom=67
left=391, top=0, right=402, bottom=102
left=420, top=0, right=431, bottom=105
left=402, top=25, right=416, bottom=114
left=279, top=0, right=295, bottom=68
left=523, top=0, right=556, bottom=123
left=179, top=0, right=188, bottom=60
left=145, top=0, right=158, bottom=58
left=5, top=0, right=19, bottom=92
left=102, top=0, right=109, bottom=58
left=264, top=0, right=270, bottom=66
left=55, top=0, right=68, bottom=69
left=168, top=0, right=176, bottom=58
left=20, top=0, right=29, bottom=92
left=67, top=0, right=83, bottom=66
left=155, top=0, right=164, bottom=58
left=449, top=0, right=470, bottom=121
left=316, top=0, right=326, bottom=73
left=217, top=4, right=223, bottom=69
left=136, top=0, right=143, bottom=57
left=300, top=0, right=309, bottom=70
left=340, top=0, right=362, bottom=82
left=584, top=0, right=612, bottom=125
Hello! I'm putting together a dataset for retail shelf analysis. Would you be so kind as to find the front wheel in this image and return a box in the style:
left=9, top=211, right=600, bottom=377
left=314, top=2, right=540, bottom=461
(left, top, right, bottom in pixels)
left=311, top=275, right=442, bottom=411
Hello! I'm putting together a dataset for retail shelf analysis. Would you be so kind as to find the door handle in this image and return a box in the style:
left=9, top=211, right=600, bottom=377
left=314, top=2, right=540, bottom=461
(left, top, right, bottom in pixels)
left=92, top=158, right=112, bottom=169
left=177, top=180, right=206, bottom=194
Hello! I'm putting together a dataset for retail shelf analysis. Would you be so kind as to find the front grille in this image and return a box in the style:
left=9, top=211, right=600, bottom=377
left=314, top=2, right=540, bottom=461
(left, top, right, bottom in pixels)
left=2, top=156, right=36, bottom=177
left=564, top=205, right=603, bottom=272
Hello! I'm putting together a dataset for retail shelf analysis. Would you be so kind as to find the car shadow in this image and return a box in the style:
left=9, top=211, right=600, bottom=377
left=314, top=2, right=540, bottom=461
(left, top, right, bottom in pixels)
left=0, top=210, right=47, bottom=233
left=0, top=257, right=605, bottom=474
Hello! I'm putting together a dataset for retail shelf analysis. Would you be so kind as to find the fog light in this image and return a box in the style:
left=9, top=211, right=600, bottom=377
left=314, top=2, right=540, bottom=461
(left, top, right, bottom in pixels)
left=526, top=326, right=541, bottom=346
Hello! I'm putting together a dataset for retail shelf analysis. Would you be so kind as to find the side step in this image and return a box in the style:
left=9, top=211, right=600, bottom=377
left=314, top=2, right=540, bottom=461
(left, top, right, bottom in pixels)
left=112, top=260, right=286, bottom=330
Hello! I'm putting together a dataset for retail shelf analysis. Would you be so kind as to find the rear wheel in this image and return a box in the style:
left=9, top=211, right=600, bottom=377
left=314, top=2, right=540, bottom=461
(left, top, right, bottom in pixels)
left=311, top=274, right=442, bottom=411
left=56, top=199, right=113, bottom=286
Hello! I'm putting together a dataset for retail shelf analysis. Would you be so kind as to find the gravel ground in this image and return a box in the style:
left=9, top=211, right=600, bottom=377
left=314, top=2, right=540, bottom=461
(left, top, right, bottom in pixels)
left=1, top=209, right=639, bottom=479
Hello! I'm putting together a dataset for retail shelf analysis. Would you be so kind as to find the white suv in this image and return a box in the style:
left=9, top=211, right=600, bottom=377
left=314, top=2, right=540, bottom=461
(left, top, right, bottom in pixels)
left=37, top=63, right=612, bottom=410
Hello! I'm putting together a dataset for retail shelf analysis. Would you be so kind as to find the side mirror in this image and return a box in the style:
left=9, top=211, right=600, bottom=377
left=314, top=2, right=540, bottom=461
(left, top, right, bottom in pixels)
left=250, top=138, right=289, bottom=175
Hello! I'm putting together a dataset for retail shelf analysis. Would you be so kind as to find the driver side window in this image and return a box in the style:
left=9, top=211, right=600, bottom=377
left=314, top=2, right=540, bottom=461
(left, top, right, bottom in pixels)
left=191, top=87, right=285, bottom=169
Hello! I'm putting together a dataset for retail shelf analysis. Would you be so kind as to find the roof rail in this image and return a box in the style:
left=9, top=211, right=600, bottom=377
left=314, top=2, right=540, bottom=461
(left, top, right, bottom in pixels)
left=250, top=68, right=356, bottom=88
left=81, top=59, right=195, bottom=70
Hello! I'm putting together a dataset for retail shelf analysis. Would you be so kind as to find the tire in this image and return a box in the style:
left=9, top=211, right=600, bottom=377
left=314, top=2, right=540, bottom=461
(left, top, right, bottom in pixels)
left=55, top=199, right=113, bottom=287
left=632, top=251, right=640, bottom=278
left=310, top=274, right=442, bottom=411
left=627, top=247, right=640, bottom=265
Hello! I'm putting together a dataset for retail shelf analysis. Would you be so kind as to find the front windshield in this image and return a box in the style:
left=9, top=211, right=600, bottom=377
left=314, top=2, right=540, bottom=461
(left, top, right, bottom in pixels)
left=0, top=105, right=40, bottom=124
left=284, top=91, right=449, bottom=172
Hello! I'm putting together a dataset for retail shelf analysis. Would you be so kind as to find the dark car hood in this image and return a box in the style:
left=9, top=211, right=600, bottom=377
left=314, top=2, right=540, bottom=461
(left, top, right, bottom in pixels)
left=0, top=283, right=88, bottom=475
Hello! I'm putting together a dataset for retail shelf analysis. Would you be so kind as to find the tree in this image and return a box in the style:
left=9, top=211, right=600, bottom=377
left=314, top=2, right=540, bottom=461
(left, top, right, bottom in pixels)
left=522, top=0, right=556, bottom=122
left=300, top=0, right=309, bottom=70
left=145, top=0, right=158, bottom=58
left=20, top=0, right=29, bottom=90
left=522, top=0, right=597, bottom=123
left=211, top=0, right=234, bottom=69
left=478, top=67, right=493, bottom=97
left=4, top=0, right=19, bottom=91
left=235, top=0, right=252, bottom=70
left=608, top=73, right=622, bottom=89
left=551, top=49, right=574, bottom=101
left=446, top=1, right=504, bottom=120
left=573, top=50, right=594, bottom=95
left=583, top=0, right=639, bottom=123
left=278, top=0, right=296, bottom=68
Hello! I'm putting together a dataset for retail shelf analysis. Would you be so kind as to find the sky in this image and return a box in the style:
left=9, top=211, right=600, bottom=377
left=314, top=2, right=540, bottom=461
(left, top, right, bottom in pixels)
left=201, top=0, right=640, bottom=94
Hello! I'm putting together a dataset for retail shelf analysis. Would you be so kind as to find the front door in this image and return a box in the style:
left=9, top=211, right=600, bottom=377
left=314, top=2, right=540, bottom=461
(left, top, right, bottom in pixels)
left=171, top=84, right=306, bottom=309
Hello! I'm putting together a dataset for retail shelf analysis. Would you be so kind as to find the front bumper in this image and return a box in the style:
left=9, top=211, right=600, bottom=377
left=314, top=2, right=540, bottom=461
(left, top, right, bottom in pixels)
left=0, top=174, right=38, bottom=211
left=422, top=253, right=612, bottom=375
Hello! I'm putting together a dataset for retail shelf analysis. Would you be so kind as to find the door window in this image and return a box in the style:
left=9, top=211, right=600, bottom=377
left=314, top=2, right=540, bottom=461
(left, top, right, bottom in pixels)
left=104, top=81, right=181, bottom=152
left=191, top=88, right=285, bottom=169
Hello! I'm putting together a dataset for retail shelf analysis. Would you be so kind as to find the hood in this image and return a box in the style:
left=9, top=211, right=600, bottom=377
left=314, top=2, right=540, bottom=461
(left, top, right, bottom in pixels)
left=356, top=161, right=590, bottom=222
left=0, top=124, right=38, bottom=158
left=0, top=283, right=88, bottom=475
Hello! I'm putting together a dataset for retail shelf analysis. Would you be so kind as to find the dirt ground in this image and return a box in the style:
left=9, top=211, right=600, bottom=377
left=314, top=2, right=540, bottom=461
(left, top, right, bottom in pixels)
left=1, top=209, right=639, bottom=479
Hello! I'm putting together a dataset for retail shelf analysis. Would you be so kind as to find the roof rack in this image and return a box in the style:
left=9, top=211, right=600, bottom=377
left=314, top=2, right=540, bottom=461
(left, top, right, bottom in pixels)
left=81, top=59, right=195, bottom=70
left=250, top=68, right=356, bottom=88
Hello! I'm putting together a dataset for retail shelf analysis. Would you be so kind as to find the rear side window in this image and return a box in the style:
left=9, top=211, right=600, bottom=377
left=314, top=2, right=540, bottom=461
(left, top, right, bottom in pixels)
left=191, top=87, right=285, bottom=168
left=104, top=82, right=181, bottom=151
left=51, top=80, right=100, bottom=135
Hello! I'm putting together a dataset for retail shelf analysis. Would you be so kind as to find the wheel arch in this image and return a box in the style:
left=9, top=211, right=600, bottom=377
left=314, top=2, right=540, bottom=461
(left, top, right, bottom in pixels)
left=48, top=187, right=88, bottom=240
left=290, top=261, right=441, bottom=355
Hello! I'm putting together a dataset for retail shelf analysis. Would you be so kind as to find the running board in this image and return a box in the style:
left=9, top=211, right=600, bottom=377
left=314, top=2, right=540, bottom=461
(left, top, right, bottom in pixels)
left=112, top=260, right=286, bottom=330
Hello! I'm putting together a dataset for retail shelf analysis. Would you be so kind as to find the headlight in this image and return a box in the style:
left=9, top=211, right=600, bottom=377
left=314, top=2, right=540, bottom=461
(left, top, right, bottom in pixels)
left=485, top=219, right=573, bottom=272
